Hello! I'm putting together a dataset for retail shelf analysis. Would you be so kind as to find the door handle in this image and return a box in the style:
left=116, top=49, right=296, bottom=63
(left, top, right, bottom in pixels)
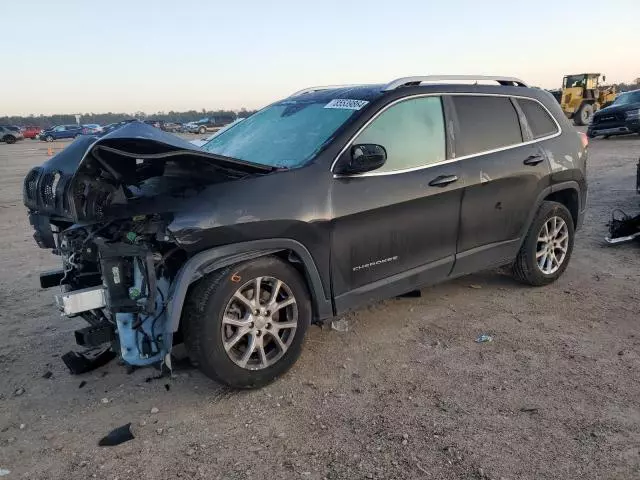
left=523, top=154, right=545, bottom=166
left=428, top=175, right=458, bottom=187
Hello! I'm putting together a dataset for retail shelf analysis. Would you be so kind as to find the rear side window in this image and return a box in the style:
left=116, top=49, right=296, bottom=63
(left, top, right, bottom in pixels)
left=353, top=96, right=446, bottom=173
left=451, top=96, right=523, bottom=157
left=518, top=99, right=558, bottom=139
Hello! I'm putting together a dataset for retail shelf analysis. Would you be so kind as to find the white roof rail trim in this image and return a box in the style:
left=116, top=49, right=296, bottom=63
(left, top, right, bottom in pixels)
left=382, top=75, right=528, bottom=91
left=289, top=84, right=361, bottom=97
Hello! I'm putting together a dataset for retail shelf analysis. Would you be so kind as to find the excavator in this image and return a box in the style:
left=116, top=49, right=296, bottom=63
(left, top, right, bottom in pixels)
left=560, top=73, right=617, bottom=126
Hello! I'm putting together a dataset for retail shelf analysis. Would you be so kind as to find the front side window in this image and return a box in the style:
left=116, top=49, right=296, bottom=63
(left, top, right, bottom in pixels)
left=518, top=99, right=559, bottom=139
left=201, top=100, right=362, bottom=168
left=54, top=126, right=64, bottom=132
left=452, top=96, right=523, bottom=157
left=352, top=97, right=445, bottom=173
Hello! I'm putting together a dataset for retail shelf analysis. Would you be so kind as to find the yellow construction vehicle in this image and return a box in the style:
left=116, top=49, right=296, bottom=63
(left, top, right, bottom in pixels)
left=560, top=73, right=617, bottom=126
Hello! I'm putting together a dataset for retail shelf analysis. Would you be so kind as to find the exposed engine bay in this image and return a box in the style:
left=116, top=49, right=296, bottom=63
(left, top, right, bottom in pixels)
left=45, top=216, right=179, bottom=369
left=22, top=122, right=273, bottom=373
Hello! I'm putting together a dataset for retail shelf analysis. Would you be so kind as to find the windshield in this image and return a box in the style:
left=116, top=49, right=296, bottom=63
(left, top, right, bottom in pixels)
left=563, top=75, right=586, bottom=88
left=200, top=99, right=364, bottom=168
left=613, top=91, right=640, bottom=106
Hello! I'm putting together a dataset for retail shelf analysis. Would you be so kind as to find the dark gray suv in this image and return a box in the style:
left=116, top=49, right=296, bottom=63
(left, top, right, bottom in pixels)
left=23, top=75, right=588, bottom=388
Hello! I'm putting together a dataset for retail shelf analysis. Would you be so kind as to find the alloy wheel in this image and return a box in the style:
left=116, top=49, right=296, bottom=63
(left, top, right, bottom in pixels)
left=221, top=276, right=298, bottom=370
left=536, top=216, right=569, bottom=275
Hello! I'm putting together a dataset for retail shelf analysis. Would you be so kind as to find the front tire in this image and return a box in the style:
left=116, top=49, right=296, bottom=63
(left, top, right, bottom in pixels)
left=573, top=103, right=593, bottom=126
left=4, top=135, right=16, bottom=144
left=45, top=135, right=53, bottom=142
left=183, top=256, right=311, bottom=389
left=198, top=126, right=206, bottom=134
left=512, top=201, right=575, bottom=286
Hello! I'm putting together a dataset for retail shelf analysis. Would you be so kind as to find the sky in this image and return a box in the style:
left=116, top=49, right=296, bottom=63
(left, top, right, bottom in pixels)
left=3, top=0, right=639, bottom=116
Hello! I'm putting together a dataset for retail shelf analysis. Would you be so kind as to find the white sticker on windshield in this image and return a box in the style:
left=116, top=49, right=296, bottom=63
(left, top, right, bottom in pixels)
left=324, top=99, right=369, bottom=110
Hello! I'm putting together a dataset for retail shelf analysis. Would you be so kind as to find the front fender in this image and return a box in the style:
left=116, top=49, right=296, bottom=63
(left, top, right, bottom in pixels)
left=166, top=238, right=333, bottom=332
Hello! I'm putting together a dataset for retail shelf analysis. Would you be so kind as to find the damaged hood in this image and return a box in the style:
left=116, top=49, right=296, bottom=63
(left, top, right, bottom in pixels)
left=27, top=121, right=272, bottom=175
left=23, top=121, right=273, bottom=222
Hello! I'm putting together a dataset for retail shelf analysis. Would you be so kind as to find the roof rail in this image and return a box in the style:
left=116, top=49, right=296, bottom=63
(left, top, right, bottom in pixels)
left=382, top=75, right=528, bottom=91
left=289, top=84, right=360, bottom=97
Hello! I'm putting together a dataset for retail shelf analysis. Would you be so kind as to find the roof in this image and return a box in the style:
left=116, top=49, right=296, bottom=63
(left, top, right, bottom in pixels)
left=279, top=84, right=385, bottom=104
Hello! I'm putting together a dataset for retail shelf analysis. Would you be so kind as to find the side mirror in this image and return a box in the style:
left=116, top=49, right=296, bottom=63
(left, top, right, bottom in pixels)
left=334, top=144, right=387, bottom=175
left=602, top=75, right=606, bottom=83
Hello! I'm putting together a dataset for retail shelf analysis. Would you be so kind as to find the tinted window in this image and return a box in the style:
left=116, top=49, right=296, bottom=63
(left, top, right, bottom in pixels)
left=452, top=96, right=523, bottom=157
left=353, top=97, right=445, bottom=173
left=518, top=99, right=558, bottom=139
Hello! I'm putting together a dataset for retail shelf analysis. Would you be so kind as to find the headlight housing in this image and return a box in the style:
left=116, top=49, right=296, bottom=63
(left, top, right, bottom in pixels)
left=625, top=109, right=640, bottom=120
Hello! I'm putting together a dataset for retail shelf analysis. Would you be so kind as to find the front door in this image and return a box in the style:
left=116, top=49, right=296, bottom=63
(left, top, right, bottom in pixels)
left=329, top=96, right=464, bottom=313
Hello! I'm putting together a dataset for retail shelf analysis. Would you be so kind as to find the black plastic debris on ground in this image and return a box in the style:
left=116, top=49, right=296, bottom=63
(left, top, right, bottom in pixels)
left=62, top=347, right=116, bottom=375
left=42, top=371, right=53, bottom=379
left=608, top=209, right=640, bottom=242
left=78, top=380, right=87, bottom=389
left=98, top=423, right=134, bottom=446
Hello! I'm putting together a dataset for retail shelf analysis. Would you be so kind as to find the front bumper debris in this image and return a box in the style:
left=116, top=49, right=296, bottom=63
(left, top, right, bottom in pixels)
left=55, top=286, right=107, bottom=315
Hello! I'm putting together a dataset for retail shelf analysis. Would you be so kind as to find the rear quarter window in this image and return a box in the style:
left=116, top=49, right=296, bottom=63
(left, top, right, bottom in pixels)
left=518, top=98, right=559, bottom=139
left=451, top=96, right=523, bottom=157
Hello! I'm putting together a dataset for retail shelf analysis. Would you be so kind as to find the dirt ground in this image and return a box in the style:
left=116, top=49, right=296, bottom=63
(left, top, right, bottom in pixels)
left=1, top=132, right=640, bottom=480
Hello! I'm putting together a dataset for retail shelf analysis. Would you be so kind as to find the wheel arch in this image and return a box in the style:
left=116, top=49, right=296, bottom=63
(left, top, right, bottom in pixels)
left=518, top=182, right=582, bottom=249
left=544, top=187, right=580, bottom=228
left=167, top=239, right=333, bottom=333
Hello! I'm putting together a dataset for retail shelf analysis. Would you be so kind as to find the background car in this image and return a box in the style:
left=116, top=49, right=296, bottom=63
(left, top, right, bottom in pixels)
left=39, top=125, right=84, bottom=142
left=143, top=119, right=164, bottom=129
left=23, top=126, right=42, bottom=139
left=187, top=115, right=238, bottom=134
left=190, top=118, right=244, bottom=147
left=81, top=124, right=103, bottom=134
left=588, top=89, right=640, bottom=138
left=100, top=119, right=136, bottom=135
left=0, top=125, right=24, bottom=143
left=161, top=122, right=183, bottom=133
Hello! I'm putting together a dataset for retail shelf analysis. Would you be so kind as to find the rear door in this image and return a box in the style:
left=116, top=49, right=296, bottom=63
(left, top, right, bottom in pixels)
left=450, top=95, right=554, bottom=276
left=329, top=96, right=464, bottom=312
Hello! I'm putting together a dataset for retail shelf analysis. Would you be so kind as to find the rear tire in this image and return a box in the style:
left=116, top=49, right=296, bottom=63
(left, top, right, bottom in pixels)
left=573, top=103, right=593, bottom=126
left=512, top=201, right=575, bottom=286
left=198, top=126, right=206, bottom=134
left=182, top=256, right=311, bottom=389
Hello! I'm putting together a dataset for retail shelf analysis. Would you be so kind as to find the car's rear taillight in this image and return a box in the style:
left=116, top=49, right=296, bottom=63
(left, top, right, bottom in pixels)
left=578, top=132, right=588, bottom=149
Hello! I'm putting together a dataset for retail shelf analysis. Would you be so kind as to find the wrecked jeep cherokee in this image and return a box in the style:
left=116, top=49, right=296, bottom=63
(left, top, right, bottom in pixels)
left=24, top=75, right=588, bottom=388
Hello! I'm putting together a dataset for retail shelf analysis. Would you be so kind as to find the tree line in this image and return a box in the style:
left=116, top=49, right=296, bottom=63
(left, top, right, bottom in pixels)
left=0, top=108, right=258, bottom=128
left=3, top=81, right=639, bottom=127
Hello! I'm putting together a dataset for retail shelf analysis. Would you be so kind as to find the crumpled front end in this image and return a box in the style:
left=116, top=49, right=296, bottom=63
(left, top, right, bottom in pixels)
left=44, top=217, right=179, bottom=369
left=22, top=121, right=271, bottom=373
